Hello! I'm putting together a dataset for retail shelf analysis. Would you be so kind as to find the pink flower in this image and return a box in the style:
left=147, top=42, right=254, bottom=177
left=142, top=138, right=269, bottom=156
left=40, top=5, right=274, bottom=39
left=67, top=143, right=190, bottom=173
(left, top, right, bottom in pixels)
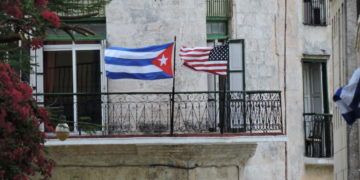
left=2, top=1, right=23, bottom=18
left=0, top=64, right=54, bottom=179
left=37, top=107, right=48, bottom=121
left=30, top=38, right=44, bottom=50
left=41, top=10, right=61, bottom=28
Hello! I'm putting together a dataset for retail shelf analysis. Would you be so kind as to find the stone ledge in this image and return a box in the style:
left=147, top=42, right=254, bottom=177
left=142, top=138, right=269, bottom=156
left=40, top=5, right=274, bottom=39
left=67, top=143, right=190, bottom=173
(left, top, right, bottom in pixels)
left=304, top=157, right=334, bottom=166
left=45, top=136, right=288, bottom=146
left=47, top=143, right=257, bottom=168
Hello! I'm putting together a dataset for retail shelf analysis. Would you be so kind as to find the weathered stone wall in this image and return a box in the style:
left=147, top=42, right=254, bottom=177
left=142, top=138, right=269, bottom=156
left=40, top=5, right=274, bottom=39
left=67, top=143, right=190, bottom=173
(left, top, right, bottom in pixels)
left=106, top=0, right=208, bottom=92
left=302, top=26, right=331, bottom=55
left=302, top=165, right=334, bottom=180
left=329, top=1, right=348, bottom=179
left=47, top=141, right=288, bottom=180
left=300, top=0, right=334, bottom=179
left=47, top=143, right=258, bottom=180
left=242, top=142, right=286, bottom=180
left=330, top=0, right=360, bottom=179
left=231, top=0, right=285, bottom=91
left=53, top=0, right=334, bottom=179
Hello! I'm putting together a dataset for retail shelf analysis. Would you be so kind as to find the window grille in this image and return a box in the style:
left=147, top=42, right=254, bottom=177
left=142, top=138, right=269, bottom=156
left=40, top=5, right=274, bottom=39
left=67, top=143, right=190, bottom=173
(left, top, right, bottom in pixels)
left=303, top=0, right=326, bottom=25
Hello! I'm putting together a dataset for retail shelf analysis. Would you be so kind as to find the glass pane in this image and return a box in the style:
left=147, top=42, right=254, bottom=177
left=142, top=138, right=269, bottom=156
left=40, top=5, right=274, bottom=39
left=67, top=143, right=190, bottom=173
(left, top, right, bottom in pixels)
left=76, top=50, right=102, bottom=127
left=43, top=51, right=74, bottom=129
left=207, top=23, right=212, bottom=34
left=76, top=50, right=101, bottom=93
left=219, top=22, right=226, bottom=34
left=229, top=72, right=243, bottom=91
left=44, top=51, right=73, bottom=93
left=229, top=42, right=243, bottom=70
left=211, top=23, right=219, bottom=33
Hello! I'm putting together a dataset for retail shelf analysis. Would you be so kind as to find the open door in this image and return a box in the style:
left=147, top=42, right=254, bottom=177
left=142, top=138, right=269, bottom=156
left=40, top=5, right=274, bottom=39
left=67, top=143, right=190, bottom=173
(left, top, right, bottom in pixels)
left=225, top=40, right=246, bottom=132
left=30, top=41, right=107, bottom=133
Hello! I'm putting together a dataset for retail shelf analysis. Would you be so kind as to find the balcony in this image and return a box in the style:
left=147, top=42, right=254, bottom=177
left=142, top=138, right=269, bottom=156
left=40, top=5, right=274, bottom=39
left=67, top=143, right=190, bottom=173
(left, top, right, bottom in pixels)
left=304, top=113, right=333, bottom=158
left=48, top=0, right=106, bottom=20
left=34, top=91, right=283, bottom=137
left=207, top=0, right=232, bottom=19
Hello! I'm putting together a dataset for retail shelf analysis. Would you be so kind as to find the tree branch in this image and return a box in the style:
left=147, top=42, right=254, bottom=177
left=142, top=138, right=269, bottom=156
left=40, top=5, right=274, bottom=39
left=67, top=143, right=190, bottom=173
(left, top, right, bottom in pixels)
left=0, top=34, right=21, bottom=43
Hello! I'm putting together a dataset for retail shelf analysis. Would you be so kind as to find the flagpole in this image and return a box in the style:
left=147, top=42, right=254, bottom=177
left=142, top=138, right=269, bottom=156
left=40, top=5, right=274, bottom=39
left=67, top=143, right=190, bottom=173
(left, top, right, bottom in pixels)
left=170, top=36, right=176, bottom=136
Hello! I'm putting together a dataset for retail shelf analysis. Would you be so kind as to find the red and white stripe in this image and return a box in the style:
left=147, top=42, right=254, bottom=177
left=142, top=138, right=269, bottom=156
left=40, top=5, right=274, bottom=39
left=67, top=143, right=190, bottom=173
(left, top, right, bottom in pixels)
left=179, top=46, right=227, bottom=75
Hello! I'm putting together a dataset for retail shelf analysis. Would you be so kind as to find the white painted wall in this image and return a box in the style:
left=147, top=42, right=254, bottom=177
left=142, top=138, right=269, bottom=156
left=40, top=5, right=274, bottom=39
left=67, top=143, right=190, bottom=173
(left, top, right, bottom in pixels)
left=106, top=0, right=208, bottom=92
left=101, top=0, right=332, bottom=179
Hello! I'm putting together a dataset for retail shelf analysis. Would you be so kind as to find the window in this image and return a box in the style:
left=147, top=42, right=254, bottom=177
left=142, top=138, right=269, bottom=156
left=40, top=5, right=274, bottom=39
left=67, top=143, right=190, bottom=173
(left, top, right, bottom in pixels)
left=302, top=60, right=333, bottom=157
left=303, top=0, right=327, bottom=25
left=226, top=40, right=245, bottom=131
left=30, top=42, right=106, bottom=132
left=228, top=40, right=245, bottom=92
left=303, top=62, right=325, bottom=113
left=207, top=21, right=228, bottom=40
left=206, top=0, right=231, bottom=40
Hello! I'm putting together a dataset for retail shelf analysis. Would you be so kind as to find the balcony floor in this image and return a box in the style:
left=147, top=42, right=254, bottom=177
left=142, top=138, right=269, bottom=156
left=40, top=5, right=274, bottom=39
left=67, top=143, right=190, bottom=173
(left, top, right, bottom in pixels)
left=45, top=135, right=287, bottom=146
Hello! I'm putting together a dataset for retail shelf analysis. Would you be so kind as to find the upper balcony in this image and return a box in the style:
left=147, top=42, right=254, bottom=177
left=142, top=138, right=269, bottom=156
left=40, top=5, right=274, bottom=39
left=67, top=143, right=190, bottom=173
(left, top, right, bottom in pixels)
left=207, top=0, right=232, bottom=20
left=35, top=91, right=283, bottom=138
left=304, top=113, right=333, bottom=158
left=48, top=0, right=106, bottom=23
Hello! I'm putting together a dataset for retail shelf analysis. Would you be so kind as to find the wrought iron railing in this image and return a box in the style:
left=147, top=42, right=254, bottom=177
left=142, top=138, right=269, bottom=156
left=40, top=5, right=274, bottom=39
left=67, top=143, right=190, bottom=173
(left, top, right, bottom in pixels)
left=303, top=0, right=326, bottom=26
left=207, top=0, right=232, bottom=18
left=34, top=91, right=283, bottom=136
left=49, top=0, right=106, bottom=18
left=304, top=113, right=333, bottom=157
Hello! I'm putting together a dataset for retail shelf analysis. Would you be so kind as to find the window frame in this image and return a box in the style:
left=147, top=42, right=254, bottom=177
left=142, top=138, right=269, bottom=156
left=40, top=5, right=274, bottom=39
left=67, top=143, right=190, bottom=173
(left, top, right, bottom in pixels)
left=30, top=41, right=107, bottom=133
left=303, top=0, right=327, bottom=26
left=302, top=57, right=329, bottom=114
left=206, top=18, right=229, bottom=40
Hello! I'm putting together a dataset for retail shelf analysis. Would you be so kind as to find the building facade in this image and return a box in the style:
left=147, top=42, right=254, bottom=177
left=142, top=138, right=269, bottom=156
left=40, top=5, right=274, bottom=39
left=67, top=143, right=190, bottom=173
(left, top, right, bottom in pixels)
left=28, top=0, right=347, bottom=179
left=330, top=0, right=360, bottom=179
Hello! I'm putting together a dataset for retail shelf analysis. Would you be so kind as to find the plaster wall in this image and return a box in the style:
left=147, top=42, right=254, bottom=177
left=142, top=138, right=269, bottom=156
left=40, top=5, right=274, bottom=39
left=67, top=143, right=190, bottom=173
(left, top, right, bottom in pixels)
left=82, top=0, right=326, bottom=179
left=302, top=26, right=331, bottom=55
left=106, top=0, right=208, bottom=92
left=47, top=142, right=286, bottom=180
left=302, top=165, right=334, bottom=180
left=329, top=0, right=360, bottom=179
left=230, top=4, right=308, bottom=179
left=231, top=0, right=285, bottom=91
left=104, top=0, right=305, bottom=179
left=329, top=2, right=348, bottom=178
left=47, top=143, right=257, bottom=180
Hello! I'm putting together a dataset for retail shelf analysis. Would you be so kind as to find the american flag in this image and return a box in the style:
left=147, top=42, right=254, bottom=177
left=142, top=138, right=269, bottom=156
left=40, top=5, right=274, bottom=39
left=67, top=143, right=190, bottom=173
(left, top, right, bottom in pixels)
left=179, top=44, right=228, bottom=75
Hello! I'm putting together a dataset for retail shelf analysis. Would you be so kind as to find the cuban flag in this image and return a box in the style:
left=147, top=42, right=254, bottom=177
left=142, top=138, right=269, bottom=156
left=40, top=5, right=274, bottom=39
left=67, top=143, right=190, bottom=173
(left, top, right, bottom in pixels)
left=105, top=42, right=174, bottom=80
left=333, top=68, right=360, bottom=125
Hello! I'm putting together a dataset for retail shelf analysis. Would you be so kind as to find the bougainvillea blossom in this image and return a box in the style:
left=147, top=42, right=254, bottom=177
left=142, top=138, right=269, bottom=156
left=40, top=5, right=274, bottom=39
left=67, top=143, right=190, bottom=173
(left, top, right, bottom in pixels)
left=41, top=10, right=61, bottom=28
left=0, top=63, right=55, bottom=179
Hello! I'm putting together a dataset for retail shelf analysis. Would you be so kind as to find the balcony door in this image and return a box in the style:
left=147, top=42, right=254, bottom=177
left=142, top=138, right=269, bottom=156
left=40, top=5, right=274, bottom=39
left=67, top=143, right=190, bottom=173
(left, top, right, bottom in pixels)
left=206, top=40, right=246, bottom=133
left=30, top=42, right=107, bottom=132
left=226, top=40, right=246, bottom=132
left=302, top=61, right=332, bottom=157
left=303, top=62, right=324, bottom=113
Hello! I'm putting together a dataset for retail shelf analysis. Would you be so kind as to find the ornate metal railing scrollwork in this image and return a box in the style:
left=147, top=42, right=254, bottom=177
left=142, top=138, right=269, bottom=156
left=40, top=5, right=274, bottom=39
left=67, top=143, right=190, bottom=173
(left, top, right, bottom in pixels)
left=34, top=91, right=283, bottom=136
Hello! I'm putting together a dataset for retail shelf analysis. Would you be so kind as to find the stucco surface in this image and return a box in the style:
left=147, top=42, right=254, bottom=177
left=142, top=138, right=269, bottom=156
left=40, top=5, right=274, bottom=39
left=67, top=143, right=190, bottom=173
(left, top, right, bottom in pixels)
left=106, top=0, right=208, bottom=92
left=47, top=143, right=256, bottom=180
left=46, top=0, right=338, bottom=179
left=302, top=165, right=334, bottom=180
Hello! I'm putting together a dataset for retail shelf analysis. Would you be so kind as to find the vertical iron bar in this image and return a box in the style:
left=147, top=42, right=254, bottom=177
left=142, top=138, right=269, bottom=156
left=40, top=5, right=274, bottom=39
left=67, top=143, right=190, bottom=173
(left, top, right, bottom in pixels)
left=170, top=37, right=177, bottom=136
left=72, top=41, right=78, bottom=133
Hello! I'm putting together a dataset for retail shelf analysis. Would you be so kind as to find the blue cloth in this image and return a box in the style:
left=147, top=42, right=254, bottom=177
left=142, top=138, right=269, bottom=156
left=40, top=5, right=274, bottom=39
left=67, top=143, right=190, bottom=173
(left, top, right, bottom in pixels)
left=333, top=68, right=360, bottom=125
left=105, top=42, right=174, bottom=80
